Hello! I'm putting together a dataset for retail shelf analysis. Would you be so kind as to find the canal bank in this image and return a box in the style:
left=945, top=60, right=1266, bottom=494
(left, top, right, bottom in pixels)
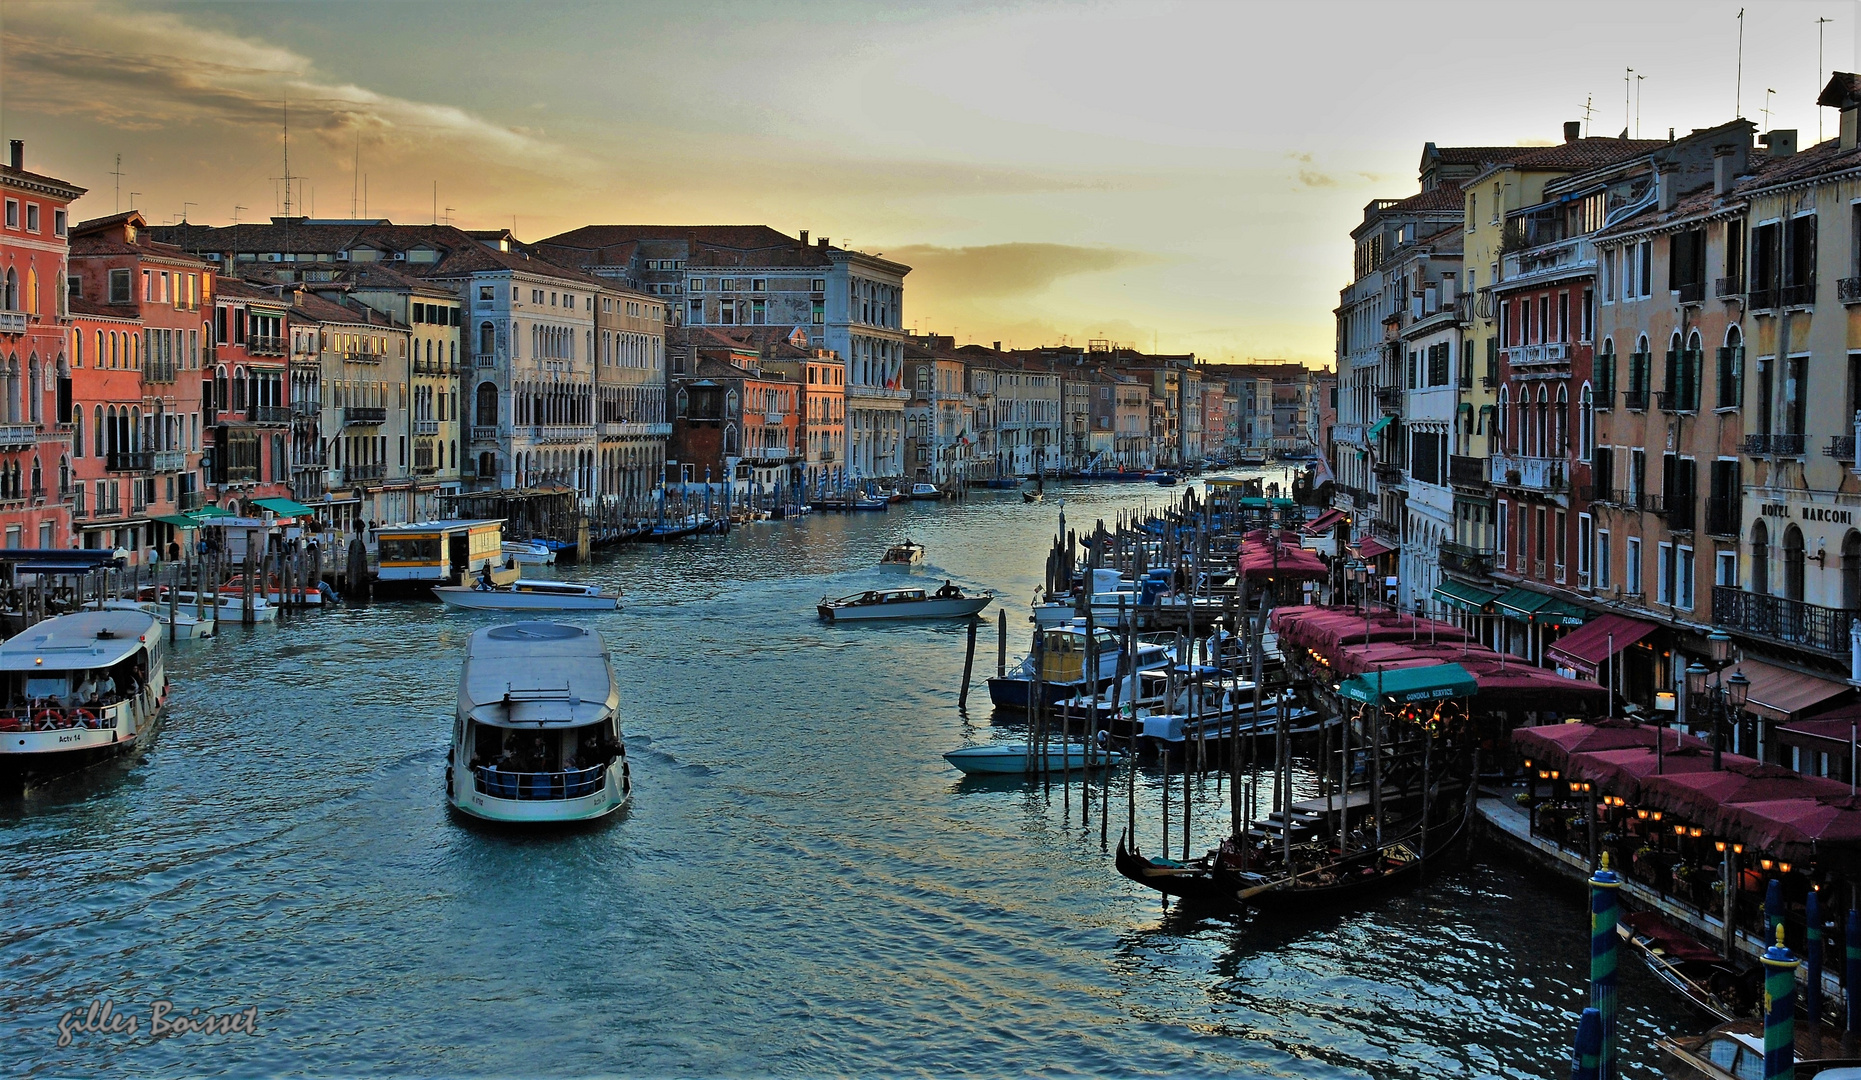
left=4, top=479, right=1695, bottom=1078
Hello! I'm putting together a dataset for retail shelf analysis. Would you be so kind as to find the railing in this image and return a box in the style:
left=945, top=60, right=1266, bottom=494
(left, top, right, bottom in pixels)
left=1448, top=454, right=1486, bottom=487
left=105, top=450, right=151, bottom=472
left=1374, top=387, right=1402, bottom=412
left=1374, top=461, right=1405, bottom=484
left=753, top=446, right=791, bottom=461
left=1438, top=541, right=1496, bottom=577
left=343, top=463, right=386, bottom=484
left=1661, top=493, right=1696, bottom=532
left=1715, top=276, right=1744, bottom=299
left=1654, top=390, right=1697, bottom=413
left=1622, top=389, right=1649, bottom=411
left=1489, top=453, right=1566, bottom=492
left=530, top=424, right=596, bottom=444
left=1742, top=433, right=1806, bottom=457
left=1828, top=436, right=1857, bottom=461
left=473, top=763, right=608, bottom=801
left=1371, top=519, right=1401, bottom=544
left=1713, top=586, right=1856, bottom=659
left=248, top=335, right=285, bottom=356
left=177, top=489, right=205, bottom=512
left=0, top=423, right=36, bottom=448
left=1592, top=389, right=1615, bottom=410
left=1749, top=287, right=1776, bottom=310
left=470, top=425, right=501, bottom=442
left=343, top=407, right=387, bottom=426
left=413, top=419, right=440, bottom=436
left=1579, top=484, right=1615, bottom=505
left=1506, top=342, right=1570, bottom=366
left=151, top=450, right=187, bottom=472
left=1840, top=278, right=1861, bottom=305
left=474, top=353, right=497, bottom=369
left=223, top=465, right=257, bottom=483
left=1780, top=281, right=1816, bottom=307
left=820, top=450, right=835, bottom=462
left=249, top=406, right=291, bottom=424
left=293, top=400, right=321, bottom=418
left=1701, top=497, right=1739, bottom=536
left=342, top=350, right=383, bottom=365
left=0, top=311, right=26, bottom=334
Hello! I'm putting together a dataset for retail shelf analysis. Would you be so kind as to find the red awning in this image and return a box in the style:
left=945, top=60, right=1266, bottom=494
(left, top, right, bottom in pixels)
left=1567, top=744, right=1719, bottom=802
left=1512, top=720, right=1674, bottom=773
left=1543, top=614, right=1658, bottom=675
left=1639, top=760, right=1846, bottom=829
left=1354, top=536, right=1396, bottom=560
left=1717, top=795, right=1861, bottom=864
left=1238, top=543, right=1329, bottom=583
left=1737, top=659, right=1855, bottom=724
left=1302, top=508, right=1346, bottom=536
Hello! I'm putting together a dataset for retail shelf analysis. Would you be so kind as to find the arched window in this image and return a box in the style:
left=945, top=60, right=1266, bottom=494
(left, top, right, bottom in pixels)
left=2, top=268, right=15, bottom=311
left=1555, top=383, right=1569, bottom=456
left=722, top=423, right=739, bottom=456
left=1751, top=520, right=1769, bottom=595
left=1783, top=525, right=1806, bottom=602
left=475, top=382, right=498, bottom=427
left=71, top=408, right=82, bottom=459
left=1496, top=386, right=1508, bottom=446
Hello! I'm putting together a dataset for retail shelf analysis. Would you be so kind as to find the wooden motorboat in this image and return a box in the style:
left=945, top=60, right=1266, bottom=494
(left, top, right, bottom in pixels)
left=1022, top=490, right=1043, bottom=503
left=987, top=624, right=1173, bottom=709
left=1659, top=1018, right=1861, bottom=1079
left=817, top=585, right=991, bottom=623
left=434, top=579, right=622, bottom=611
left=880, top=540, right=926, bottom=567
left=943, top=743, right=1125, bottom=775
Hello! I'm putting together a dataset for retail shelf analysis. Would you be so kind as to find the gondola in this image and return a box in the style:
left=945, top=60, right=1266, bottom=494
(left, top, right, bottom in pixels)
left=1224, top=803, right=1469, bottom=910
left=1114, top=830, right=1251, bottom=905
left=1617, top=910, right=1748, bottom=1024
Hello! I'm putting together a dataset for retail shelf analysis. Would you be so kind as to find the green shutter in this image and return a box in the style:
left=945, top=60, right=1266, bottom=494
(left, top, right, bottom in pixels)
left=1733, top=345, right=1744, bottom=407
left=1664, top=349, right=1678, bottom=403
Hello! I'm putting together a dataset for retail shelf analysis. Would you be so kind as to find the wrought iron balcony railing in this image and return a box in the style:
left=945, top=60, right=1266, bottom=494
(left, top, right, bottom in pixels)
left=1448, top=454, right=1487, bottom=487
left=342, top=407, right=387, bottom=427
left=1703, top=497, right=1741, bottom=536
left=1438, top=541, right=1496, bottom=577
left=1829, top=436, right=1857, bottom=461
left=1742, top=433, right=1806, bottom=458
left=1713, top=586, right=1856, bottom=659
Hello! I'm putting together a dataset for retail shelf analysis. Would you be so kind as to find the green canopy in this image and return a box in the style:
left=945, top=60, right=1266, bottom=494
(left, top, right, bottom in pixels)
left=1339, top=663, right=1478, bottom=706
left=1239, top=496, right=1269, bottom=509
left=1432, top=580, right=1501, bottom=612
left=251, top=496, right=318, bottom=518
left=189, top=504, right=233, bottom=519
left=1366, top=416, right=1393, bottom=440
left=152, top=514, right=200, bottom=530
left=1493, top=586, right=1588, bottom=627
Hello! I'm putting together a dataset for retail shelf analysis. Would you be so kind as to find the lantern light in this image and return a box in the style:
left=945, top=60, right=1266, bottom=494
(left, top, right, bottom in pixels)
left=1727, top=670, right=1751, bottom=710
left=1733, top=843, right=1744, bottom=855
left=1539, top=770, right=1550, bottom=780
left=1685, top=661, right=1710, bottom=697
left=1651, top=811, right=1663, bottom=821
left=1780, top=862, right=1792, bottom=873
left=1760, top=858, right=1774, bottom=871
left=1674, top=823, right=1686, bottom=835
left=1715, top=840, right=1727, bottom=853
left=1637, top=809, right=1649, bottom=820
left=1708, top=628, right=1733, bottom=666
left=1689, top=827, right=1703, bottom=838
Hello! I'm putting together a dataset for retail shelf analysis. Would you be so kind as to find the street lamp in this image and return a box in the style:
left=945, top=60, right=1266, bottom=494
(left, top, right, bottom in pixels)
left=1686, top=632, right=1750, bottom=771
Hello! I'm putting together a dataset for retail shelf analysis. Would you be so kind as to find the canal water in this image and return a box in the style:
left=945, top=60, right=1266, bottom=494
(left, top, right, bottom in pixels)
left=4, top=475, right=1695, bottom=1078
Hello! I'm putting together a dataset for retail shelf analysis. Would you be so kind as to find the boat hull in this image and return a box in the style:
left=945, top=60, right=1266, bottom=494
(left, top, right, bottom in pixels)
left=943, top=745, right=1125, bottom=775
left=449, top=771, right=630, bottom=823
left=434, top=587, right=621, bottom=611
left=818, top=596, right=992, bottom=622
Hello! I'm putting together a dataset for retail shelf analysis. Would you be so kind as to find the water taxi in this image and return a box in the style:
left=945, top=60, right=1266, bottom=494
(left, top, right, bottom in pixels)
left=817, top=585, right=992, bottom=622
left=433, top=579, right=622, bottom=611
left=943, top=743, right=1126, bottom=775
left=0, top=609, right=168, bottom=787
left=448, top=622, right=631, bottom=823
left=879, top=540, right=926, bottom=568
left=908, top=482, right=943, bottom=501
left=144, top=587, right=279, bottom=623
left=89, top=597, right=215, bottom=639
left=986, top=622, right=1173, bottom=709
left=502, top=540, right=556, bottom=566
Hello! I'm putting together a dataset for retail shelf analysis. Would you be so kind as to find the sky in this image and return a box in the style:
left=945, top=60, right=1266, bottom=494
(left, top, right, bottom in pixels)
left=2, top=0, right=1855, bottom=366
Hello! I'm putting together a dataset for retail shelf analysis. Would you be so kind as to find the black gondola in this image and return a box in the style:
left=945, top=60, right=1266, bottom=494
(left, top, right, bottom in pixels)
left=1223, top=803, right=1469, bottom=910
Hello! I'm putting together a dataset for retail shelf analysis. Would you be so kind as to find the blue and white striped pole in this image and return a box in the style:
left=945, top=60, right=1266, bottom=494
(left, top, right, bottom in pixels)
left=1570, top=1007, right=1602, bottom=1080
left=1762, top=927, right=1800, bottom=1080
left=1590, top=860, right=1622, bottom=1079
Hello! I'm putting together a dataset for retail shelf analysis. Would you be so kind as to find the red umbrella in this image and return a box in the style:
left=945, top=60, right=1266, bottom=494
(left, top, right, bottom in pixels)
left=1512, top=719, right=1686, bottom=773
left=1639, top=761, right=1846, bottom=829
left=1567, top=743, right=1718, bottom=802
left=1718, top=794, right=1861, bottom=865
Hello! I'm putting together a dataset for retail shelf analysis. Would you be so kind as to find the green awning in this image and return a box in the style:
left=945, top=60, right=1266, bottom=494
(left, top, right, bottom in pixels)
left=1433, top=580, right=1501, bottom=612
left=1366, top=416, right=1393, bottom=439
left=251, top=497, right=318, bottom=518
left=1270, top=498, right=1297, bottom=508
left=1239, top=497, right=1269, bottom=508
left=1339, top=663, right=1479, bottom=706
left=152, top=514, right=200, bottom=530
left=1493, top=586, right=1589, bottom=627
left=190, top=505, right=233, bottom=519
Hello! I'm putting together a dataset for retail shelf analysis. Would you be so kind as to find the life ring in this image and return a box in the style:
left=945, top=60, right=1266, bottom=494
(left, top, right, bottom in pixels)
left=33, top=709, right=58, bottom=730
left=76, top=709, right=98, bottom=729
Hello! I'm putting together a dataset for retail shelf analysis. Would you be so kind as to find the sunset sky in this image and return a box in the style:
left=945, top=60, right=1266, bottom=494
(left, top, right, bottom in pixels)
left=2, top=0, right=1851, bottom=365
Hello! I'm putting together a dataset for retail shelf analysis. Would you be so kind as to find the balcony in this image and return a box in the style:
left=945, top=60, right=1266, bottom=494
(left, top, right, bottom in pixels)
left=1374, top=461, right=1405, bottom=485
left=248, top=406, right=291, bottom=424
left=0, top=311, right=26, bottom=334
left=1579, top=483, right=1615, bottom=506
left=1622, top=389, right=1649, bottom=411
left=1749, top=287, right=1776, bottom=310
left=1505, top=342, right=1570, bottom=368
left=0, top=423, right=35, bottom=449
left=1713, top=586, right=1857, bottom=659
left=1704, top=497, right=1741, bottom=536
left=819, top=450, right=835, bottom=462
left=1658, top=493, right=1696, bottom=532
left=342, top=350, right=383, bottom=365
left=1841, top=278, right=1861, bottom=305
left=293, top=400, right=321, bottom=418
left=1438, top=541, right=1496, bottom=578
left=1675, top=280, right=1705, bottom=304
left=529, top=425, right=595, bottom=445
left=177, top=489, right=205, bottom=512
left=1374, top=387, right=1403, bottom=413
left=1654, top=390, right=1697, bottom=414
left=1500, top=236, right=1595, bottom=285
left=224, top=466, right=257, bottom=484
left=343, top=463, right=386, bottom=485
left=151, top=450, right=187, bottom=473
left=248, top=335, right=285, bottom=356
left=1828, top=436, right=1857, bottom=461
left=1780, top=281, right=1817, bottom=307
left=1742, top=433, right=1806, bottom=458
left=342, top=407, right=387, bottom=427
left=414, top=419, right=440, bottom=436
left=751, top=446, right=792, bottom=462
left=1715, top=276, right=1745, bottom=300
left=105, top=450, right=151, bottom=472
left=1592, top=389, right=1615, bottom=410
left=470, top=425, right=501, bottom=443
left=474, top=353, right=497, bottom=369
left=1371, top=519, right=1401, bottom=545
left=1448, top=454, right=1487, bottom=488
left=1489, top=453, right=1566, bottom=492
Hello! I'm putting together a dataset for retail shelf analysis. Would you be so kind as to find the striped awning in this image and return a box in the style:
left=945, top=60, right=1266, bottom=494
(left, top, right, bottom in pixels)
left=1433, top=580, right=1501, bottom=612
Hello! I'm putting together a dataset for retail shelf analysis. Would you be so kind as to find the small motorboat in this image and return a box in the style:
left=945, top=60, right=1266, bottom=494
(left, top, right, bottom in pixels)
left=1146, top=471, right=1180, bottom=486
left=851, top=495, right=890, bottom=512
left=151, top=588, right=279, bottom=622
left=218, top=573, right=326, bottom=606
left=880, top=540, right=926, bottom=568
left=908, top=482, right=943, bottom=501
left=434, top=579, right=622, bottom=611
left=503, top=540, right=556, bottom=566
left=532, top=537, right=577, bottom=557
left=88, top=598, right=215, bottom=640
left=943, top=743, right=1126, bottom=775
left=817, top=585, right=992, bottom=622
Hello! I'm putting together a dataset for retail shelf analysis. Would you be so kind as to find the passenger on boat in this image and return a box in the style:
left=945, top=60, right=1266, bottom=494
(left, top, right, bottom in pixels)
left=478, top=563, right=495, bottom=590
left=76, top=671, right=99, bottom=705
left=934, top=580, right=960, bottom=599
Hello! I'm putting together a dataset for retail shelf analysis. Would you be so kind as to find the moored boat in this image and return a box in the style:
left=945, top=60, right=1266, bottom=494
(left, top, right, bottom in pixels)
left=147, top=587, right=279, bottom=622
left=434, top=579, right=622, bottom=611
left=879, top=540, right=926, bottom=568
left=0, top=609, right=168, bottom=787
left=1146, top=471, right=1180, bottom=486
left=986, top=623, right=1173, bottom=709
left=908, top=482, right=943, bottom=501
left=943, top=743, right=1126, bottom=775
left=502, top=540, right=556, bottom=566
left=448, top=621, right=631, bottom=823
left=89, top=597, right=214, bottom=639
left=817, top=585, right=992, bottom=622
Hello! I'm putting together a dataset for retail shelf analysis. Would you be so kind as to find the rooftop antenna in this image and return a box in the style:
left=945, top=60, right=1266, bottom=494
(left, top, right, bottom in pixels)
left=432, top=181, right=437, bottom=225
left=352, top=130, right=360, bottom=218
left=277, top=95, right=293, bottom=218
left=445, top=206, right=455, bottom=226
left=232, top=204, right=247, bottom=270
left=1736, top=8, right=1746, bottom=118
left=129, top=191, right=141, bottom=210
left=181, top=201, right=196, bottom=223
left=1581, top=93, right=1595, bottom=137
left=109, top=153, right=125, bottom=214
left=1636, top=73, right=1645, bottom=138
left=1762, top=88, right=1777, bottom=131
left=1625, top=68, right=1634, bottom=136
left=1819, top=16, right=1835, bottom=142
left=363, top=174, right=368, bottom=218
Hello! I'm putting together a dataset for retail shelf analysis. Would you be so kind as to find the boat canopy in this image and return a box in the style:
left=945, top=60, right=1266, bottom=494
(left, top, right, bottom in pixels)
left=0, top=609, right=159, bottom=670
left=458, top=622, right=619, bottom=728
left=1338, top=662, right=1477, bottom=706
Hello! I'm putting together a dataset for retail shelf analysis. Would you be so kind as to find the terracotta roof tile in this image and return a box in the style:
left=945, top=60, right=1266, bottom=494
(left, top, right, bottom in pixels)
left=537, top=225, right=836, bottom=270
left=1507, top=137, right=1667, bottom=171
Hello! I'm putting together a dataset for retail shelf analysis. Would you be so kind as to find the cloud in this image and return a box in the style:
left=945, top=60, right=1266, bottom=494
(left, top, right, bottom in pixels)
left=1297, top=168, right=1338, bottom=187
left=1, top=1, right=570, bottom=164
left=884, top=242, right=1157, bottom=300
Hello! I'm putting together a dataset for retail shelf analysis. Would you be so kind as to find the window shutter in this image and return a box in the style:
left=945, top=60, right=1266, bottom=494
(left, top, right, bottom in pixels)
left=1664, top=349, right=1678, bottom=398
left=1733, top=346, right=1745, bottom=407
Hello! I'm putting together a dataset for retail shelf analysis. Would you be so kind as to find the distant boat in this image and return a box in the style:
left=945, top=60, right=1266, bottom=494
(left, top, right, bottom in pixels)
left=817, top=585, right=992, bottom=622
left=880, top=540, right=926, bottom=568
left=89, top=597, right=214, bottom=640
left=1022, top=490, right=1043, bottom=503
left=943, top=743, right=1126, bottom=775
left=434, top=580, right=622, bottom=611
left=503, top=540, right=556, bottom=566
left=851, top=495, right=890, bottom=511
left=978, top=477, right=1023, bottom=489
left=1147, top=471, right=1180, bottom=486
left=908, top=482, right=943, bottom=501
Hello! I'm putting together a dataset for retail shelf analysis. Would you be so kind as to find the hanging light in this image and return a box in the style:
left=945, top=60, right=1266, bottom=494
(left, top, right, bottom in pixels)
left=1539, top=769, right=1550, bottom=780
left=1685, top=661, right=1710, bottom=697
left=1733, top=843, right=1744, bottom=855
left=1708, top=628, right=1733, bottom=666
left=1715, top=840, right=1727, bottom=853
left=1760, top=858, right=1774, bottom=871
left=1637, top=809, right=1649, bottom=820
left=1780, top=862, right=1792, bottom=873
left=1727, top=670, right=1751, bottom=710
left=1674, top=823, right=1687, bottom=835
left=1651, top=810, right=1663, bottom=821
left=1689, top=827, right=1703, bottom=838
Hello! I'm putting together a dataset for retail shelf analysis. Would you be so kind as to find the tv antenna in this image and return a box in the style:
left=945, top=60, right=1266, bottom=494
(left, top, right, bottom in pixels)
left=1736, top=8, right=1746, bottom=118
left=1820, top=16, right=1835, bottom=142
left=1581, top=94, right=1595, bottom=137
left=1636, top=73, right=1645, bottom=138
left=1625, top=68, right=1634, bottom=135
left=129, top=191, right=141, bottom=210
left=352, top=131, right=360, bottom=218
left=1762, top=88, right=1777, bottom=131
left=109, top=154, right=125, bottom=214
left=272, top=95, right=294, bottom=218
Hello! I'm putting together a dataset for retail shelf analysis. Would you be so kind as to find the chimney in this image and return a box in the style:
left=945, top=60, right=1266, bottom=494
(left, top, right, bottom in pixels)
left=1656, top=168, right=1676, bottom=212
left=993, top=341, right=1002, bottom=351
left=1713, top=147, right=1736, bottom=196
left=1846, top=107, right=1860, bottom=152
left=818, top=237, right=828, bottom=248
left=1760, top=130, right=1798, bottom=158
left=7, top=141, right=19, bottom=170
left=1563, top=121, right=1581, bottom=144
left=799, top=230, right=809, bottom=245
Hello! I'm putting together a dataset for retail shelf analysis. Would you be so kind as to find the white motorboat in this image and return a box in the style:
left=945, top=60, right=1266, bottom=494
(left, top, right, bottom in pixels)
left=817, top=585, right=992, bottom=622
left=152, top=588, right=278, bottom=623
left=434, top=579, right=622, bottom=611
left=502, top=540, right=556, bottom=566
left=0, top=609, right=168, bottom=787
left=448, top=621, right=631, bottom=823
left=879, top=540, right=926, bottom=568
left=943, top=743, right=1127, bottom=775
left=908, top=482, right=943, bottom=501
left=88, top=598, right=214, bottom=640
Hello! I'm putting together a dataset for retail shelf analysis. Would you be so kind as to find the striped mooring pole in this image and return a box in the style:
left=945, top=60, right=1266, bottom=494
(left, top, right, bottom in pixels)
left=1763, top=926, right=1800, bottom=1080
left=1589, top=858, right=1622, bottom=1079
left=1570, top=1007, right=1603, bottom=1080
left=1807, top=888, right=1824, bottom=1024
left=1847, top=909, right=1861, bottom=1033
